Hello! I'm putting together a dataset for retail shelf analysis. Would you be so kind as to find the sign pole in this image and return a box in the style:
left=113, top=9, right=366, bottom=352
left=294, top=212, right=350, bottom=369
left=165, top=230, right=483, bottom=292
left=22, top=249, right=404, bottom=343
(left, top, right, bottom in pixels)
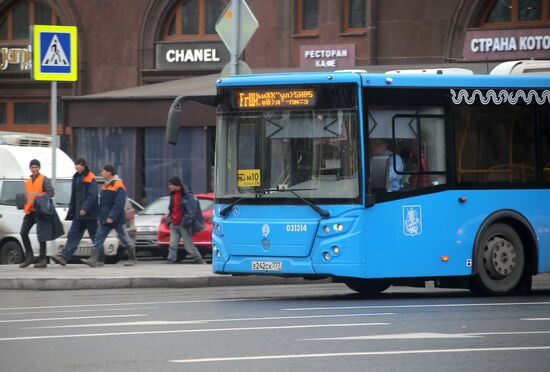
left=50, top=80, right=57, bottom=189
left=50, top=80, right=57, bottom=255
left=230, top=0, right=240, bottom=75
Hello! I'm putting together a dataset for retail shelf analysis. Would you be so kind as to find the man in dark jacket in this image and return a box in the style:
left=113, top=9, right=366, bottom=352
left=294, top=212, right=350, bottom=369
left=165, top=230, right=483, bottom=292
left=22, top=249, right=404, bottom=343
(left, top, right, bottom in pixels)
left=81, top=163, right=137, bottom=267
left=166, top=176, right=205, bottom=264
left=51, top=157, right=98, bottom=266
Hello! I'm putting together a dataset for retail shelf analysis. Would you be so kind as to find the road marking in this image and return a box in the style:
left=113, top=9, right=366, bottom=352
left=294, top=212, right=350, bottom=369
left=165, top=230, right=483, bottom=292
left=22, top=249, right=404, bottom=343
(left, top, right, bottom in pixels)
left=0, top=307, right=159, bottom=316
left=0, top=314, right=146, bottom=323
left=0, top=322, right=388, bottom=342
left=169, top=345, right=550, bottom=363
left=302, top=330, right=550, bottom=341
left=283, top=301, right=550, bottom=311
left=0, top=298, right=249, bottom=311
left=24, top=312, right=394, bottom=329
left=521, top=318, right=550, bottom=321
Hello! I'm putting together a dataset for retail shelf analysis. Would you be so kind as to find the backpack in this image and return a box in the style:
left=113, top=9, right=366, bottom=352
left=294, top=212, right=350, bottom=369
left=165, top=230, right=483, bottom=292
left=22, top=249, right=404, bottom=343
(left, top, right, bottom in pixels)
left=183, top=190, right=205, bottom=234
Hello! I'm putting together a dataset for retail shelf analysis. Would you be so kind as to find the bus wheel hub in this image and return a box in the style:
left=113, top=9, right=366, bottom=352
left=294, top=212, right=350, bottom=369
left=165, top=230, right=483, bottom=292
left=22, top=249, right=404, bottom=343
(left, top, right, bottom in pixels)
left=483, top=236, right=516, bottom=279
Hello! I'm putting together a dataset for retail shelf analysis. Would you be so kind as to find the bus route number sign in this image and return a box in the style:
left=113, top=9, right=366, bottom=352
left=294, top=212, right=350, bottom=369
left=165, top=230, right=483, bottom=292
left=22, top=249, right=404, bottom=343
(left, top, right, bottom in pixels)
left=238, top=169, right=261, bottom=187
left=236, top=88, right=316, bottom=109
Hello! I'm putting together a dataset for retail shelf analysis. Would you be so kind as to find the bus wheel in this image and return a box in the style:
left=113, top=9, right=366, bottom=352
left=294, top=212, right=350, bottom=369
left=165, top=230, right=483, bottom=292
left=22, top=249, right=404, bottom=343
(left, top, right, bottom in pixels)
left=471, top=223, right=524, bottom=295
left=0, top=241, right=24, bottom=264
left=344, top=279, right=391, bottom=295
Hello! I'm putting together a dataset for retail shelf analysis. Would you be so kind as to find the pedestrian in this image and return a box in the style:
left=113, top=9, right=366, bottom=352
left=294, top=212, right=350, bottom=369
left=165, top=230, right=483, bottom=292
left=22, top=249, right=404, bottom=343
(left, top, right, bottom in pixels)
left=166, top=176, right=206, bottom=264
left=81, top=163, right=137, bottom=267
left=19, top=159, right=55, bottom=268
left=50, top=157, right=98, bottom=266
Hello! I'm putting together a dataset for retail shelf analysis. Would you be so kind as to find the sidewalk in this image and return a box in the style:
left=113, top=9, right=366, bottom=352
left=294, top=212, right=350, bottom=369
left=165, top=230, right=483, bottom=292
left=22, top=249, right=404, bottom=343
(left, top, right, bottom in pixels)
left=0, top=261, right=330, bottom=290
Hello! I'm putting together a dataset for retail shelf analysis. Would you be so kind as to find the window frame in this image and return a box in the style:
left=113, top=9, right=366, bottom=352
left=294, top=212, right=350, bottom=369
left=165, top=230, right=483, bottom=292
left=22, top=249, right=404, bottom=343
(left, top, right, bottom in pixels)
left=342, top=0, right=367, bottom=33
left=163, top=0, right=226, bottom=41
left=296, top=0, right=320, bottom=36
left=479, top=0, right=550, bottom=28
left=0, top=0, right=59, bottom=42
left=0, top=99, right=63, bottom=134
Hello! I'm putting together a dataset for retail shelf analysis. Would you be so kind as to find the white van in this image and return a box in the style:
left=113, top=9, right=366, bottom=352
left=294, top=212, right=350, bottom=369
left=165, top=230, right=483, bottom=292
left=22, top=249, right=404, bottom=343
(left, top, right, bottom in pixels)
left=0, top=134, right=120, bottom=264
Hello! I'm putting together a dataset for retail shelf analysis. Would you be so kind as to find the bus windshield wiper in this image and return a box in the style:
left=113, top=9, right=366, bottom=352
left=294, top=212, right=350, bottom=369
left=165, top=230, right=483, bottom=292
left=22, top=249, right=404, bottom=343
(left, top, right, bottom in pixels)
left=262, top=187, right=330, bottom=218
left=219, top=187, right=330, bottom=219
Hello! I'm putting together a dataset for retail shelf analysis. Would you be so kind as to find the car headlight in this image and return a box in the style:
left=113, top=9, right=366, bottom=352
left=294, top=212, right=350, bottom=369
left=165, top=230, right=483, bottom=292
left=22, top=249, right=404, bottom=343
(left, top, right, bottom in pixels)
left=136, top=226, right=156, bottom=232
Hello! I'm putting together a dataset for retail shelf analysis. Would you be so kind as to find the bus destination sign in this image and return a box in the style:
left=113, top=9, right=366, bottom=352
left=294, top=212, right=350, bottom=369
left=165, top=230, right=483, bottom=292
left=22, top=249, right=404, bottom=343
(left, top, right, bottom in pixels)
left=236, top=88, right=316, bottom=109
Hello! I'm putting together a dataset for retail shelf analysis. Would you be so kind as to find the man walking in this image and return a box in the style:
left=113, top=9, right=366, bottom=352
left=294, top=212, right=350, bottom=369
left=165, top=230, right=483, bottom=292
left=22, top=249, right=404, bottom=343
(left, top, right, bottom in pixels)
left=81, top=163, right=137, bottom=267
left=51, top=157, right=98, bottom=266
left=166, top=176, right=205, bottom=264
left=19, top=159, right=55, bottom=268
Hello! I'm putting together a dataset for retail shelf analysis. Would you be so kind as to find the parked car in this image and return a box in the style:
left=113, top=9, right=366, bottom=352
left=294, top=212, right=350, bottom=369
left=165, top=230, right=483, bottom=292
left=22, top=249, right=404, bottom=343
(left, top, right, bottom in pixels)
left=157, top=193, right=214, bottom=261
left=132, top=196, right=168, bottom=256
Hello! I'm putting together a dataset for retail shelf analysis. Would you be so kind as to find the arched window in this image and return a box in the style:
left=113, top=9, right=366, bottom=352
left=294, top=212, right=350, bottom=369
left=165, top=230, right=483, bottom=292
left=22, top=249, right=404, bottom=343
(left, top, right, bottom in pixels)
left=163, top=0, right=228, bottom=40
left=480, top=0, right=550, bottom=27
left=0, top=0, right=60, bottom=41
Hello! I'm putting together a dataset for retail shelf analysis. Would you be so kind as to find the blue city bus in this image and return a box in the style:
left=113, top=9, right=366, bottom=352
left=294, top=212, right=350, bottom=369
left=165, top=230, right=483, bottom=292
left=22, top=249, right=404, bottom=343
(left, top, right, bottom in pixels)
left=166, top=68, right=550, bottom=295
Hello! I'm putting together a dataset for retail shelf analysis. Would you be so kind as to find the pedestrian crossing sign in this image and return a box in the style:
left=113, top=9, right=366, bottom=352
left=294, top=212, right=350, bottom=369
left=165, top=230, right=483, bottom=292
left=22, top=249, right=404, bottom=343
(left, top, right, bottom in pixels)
left=31, top=25, right=78, bottom=81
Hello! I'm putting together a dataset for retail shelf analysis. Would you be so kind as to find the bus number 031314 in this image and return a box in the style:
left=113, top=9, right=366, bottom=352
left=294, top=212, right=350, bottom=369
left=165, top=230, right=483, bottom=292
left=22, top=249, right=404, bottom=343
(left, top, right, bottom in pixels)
left=286, top=224, right=307, bottom=232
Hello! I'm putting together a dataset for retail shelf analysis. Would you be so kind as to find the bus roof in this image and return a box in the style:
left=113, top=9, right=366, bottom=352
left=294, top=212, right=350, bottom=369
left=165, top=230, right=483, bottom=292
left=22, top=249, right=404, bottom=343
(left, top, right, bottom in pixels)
left=216, top=71, right=550, bottom=89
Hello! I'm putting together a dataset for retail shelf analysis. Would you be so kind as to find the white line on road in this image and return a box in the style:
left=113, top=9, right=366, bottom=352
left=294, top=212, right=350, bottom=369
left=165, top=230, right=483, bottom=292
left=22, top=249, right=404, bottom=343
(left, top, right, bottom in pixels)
left=521, top=318, right=550, bottom=321
left=0, top=298, right=250, bottom=311
left=0, top=307, right=159, bottom=316
left=283, top=301, right=550, bottom=311
left=24, top=312, right=395, bottom=329
left=0, top=322, right=388, bottom=342
left=0, top=314, right=147, bottom=323
left=168, top=345, right=550, bottom=363
left=301, top=330, right=550, bottom=341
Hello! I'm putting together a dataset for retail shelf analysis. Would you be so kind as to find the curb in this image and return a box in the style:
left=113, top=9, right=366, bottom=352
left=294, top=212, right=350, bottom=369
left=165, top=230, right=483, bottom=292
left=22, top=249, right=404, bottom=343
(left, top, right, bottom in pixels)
left=0, top=275, right=331, bottom=290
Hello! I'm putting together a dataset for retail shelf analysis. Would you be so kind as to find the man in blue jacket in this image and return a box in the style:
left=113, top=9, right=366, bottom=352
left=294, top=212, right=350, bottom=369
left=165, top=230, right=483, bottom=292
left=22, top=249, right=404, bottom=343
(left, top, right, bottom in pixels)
left=81, top=163, right=137, bottom=267
left=51, top=158, right=98, bottom=266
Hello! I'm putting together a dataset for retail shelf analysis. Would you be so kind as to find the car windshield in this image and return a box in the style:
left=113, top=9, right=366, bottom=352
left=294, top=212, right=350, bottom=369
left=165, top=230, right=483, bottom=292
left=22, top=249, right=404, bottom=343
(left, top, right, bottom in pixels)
left=141, top=198, right=169, bottom=215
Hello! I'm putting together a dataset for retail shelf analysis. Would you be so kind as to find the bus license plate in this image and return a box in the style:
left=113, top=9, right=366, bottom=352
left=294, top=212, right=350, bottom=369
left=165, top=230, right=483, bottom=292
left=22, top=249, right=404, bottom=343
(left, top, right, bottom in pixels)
left=251, top=261, right=282, bottom=271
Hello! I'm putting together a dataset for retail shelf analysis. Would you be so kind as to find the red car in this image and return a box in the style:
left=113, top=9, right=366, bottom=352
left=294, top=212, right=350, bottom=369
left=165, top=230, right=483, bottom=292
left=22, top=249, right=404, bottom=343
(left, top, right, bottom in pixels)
left=157, top=193, right=214, bottom=260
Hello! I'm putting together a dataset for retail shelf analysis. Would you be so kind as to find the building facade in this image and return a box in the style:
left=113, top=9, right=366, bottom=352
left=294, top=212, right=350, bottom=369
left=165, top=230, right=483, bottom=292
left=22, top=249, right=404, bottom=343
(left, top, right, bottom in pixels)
left=1, top=0, right=549, bottom=204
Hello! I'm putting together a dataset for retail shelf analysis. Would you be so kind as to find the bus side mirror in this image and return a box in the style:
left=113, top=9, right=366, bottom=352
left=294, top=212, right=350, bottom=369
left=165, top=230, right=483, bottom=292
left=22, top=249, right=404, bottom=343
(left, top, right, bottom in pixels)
left=16, top=193, right=26, bottom=210
left=370, top=156, right=390, bottom=192
left=166, top=97, right=183, bottom=145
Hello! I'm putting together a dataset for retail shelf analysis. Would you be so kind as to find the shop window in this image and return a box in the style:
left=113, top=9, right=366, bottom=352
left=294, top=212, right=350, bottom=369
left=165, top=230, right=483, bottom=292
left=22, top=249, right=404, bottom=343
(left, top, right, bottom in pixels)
left=164, top=0, right=228, bottom=40
left=481, top=0, right=550, bottom=27
left=0, top=0, right=60, bottom=41
left=297, top=0, right=319, bottom=34
left=0, top=102, right=6, bottom=124
left=14, top=102, right=49, bottom=124
left=343, top=0, right=366, bottom=32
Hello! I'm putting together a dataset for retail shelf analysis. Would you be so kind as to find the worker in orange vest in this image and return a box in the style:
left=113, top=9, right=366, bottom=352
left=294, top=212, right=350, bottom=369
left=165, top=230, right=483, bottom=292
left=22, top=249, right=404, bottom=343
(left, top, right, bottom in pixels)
left=20, top=159, right=55, bottom=268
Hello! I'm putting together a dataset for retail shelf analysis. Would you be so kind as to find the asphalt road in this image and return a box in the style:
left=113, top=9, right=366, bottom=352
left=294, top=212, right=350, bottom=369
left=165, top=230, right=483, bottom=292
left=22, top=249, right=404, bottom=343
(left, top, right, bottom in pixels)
left=1, top=277, right=550, bottom=372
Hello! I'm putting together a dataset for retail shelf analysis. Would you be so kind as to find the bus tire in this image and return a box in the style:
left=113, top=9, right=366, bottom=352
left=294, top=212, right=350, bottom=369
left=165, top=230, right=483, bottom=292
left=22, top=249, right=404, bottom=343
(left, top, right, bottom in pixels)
left=344, top=278, right=391, bottom=295
left=0, top=241, right=24, bottom=265
left=471, top=223, right=524, bottom=295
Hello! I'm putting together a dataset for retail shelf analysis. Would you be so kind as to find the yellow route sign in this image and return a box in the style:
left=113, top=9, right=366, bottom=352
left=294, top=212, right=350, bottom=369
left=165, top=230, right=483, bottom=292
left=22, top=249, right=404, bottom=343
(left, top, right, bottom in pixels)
left=238, top=169, right=260, bottom=187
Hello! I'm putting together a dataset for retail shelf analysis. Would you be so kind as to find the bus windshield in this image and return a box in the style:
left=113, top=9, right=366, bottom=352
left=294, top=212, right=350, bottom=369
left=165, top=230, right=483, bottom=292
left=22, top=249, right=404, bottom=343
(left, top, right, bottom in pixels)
left=215, top=109, right=360, bottom=202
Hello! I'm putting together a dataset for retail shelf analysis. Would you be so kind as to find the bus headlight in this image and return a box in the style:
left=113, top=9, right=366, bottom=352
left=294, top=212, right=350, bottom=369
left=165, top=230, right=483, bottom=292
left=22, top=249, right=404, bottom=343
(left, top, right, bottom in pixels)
left=323, top=252, right=331, bottom=261
left=334, top=223, right=344, bottom=232
left=332, top=246, right=341, bottom=255
left=324, top=225, right=331, bottom=233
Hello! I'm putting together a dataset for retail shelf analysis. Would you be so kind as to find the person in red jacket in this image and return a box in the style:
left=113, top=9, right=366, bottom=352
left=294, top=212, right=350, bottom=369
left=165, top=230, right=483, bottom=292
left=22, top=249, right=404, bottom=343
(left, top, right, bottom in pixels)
left=166, top=176, right=205, bottom=264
